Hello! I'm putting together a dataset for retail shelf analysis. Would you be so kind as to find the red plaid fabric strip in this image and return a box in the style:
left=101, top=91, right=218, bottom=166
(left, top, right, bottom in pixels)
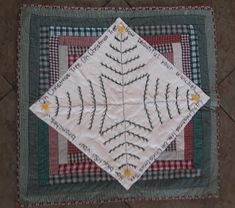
left=68, top=54, right=79, bottom=67
left=59, top=162, right=101, bottom=174
left=59, top=36, right=97, bottom=47
left=143, top=34, right=181, bottom=44
left=60, top=158, right=192, bottom=174
left=68, top=140, right=81, bottom=154
left=149, top=160, right=192, bottom=170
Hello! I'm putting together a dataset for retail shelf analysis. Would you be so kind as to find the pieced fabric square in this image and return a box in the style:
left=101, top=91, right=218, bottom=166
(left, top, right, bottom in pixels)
left=30, top=18, right=209, bottom=190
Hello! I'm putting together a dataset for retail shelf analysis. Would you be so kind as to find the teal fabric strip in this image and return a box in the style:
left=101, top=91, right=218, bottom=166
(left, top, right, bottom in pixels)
left=192, top=112, right=203, bottom=168
left=19, top=6, right=218, bottom=203
left=38, top=121, right=49, bottom=185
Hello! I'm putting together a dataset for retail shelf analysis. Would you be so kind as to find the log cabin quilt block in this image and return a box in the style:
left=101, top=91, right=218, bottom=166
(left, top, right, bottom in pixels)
left=30, top=18, right=209, bottom=190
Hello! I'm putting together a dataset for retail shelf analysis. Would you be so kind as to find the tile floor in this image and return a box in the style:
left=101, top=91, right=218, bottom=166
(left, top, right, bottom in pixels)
left=0, top=0, right=235, bottom=207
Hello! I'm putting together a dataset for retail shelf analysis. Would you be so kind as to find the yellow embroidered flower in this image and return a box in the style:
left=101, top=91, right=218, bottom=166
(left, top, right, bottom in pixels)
left=117, top=24, right=125, bottom=33
left=41, top=101, right=49, bottom=111
left=191, top=94, right=200, bottom=103
left=124, top=168, right=132, bottom=177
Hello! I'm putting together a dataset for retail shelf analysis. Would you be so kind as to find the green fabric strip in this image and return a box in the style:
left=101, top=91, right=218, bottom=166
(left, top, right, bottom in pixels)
left=38, top=121, right=49, bottom=185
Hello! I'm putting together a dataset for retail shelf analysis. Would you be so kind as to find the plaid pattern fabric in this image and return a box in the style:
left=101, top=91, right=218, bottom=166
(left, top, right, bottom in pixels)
left=68, top=153, right=92, bottom=163
left=49, top=37, right=59, bottom=86
left=68, top=46, right=89, bottom=56
left=188, top=25, right=200, bottom=85
left=49, top=168, right=201, bottom=184
left=59, top=162, right=101, bottom=174
left=49, top=26, right=106, bottom=37
left=39, top=27, right=50, bottom=95
left=68, top=54, right=80, bottom=67
left=181, top=34, right=192, bottom=79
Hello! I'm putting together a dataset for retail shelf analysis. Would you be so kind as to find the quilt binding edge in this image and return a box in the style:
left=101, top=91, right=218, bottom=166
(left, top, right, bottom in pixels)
left=16, top=4, right=220, bottom=208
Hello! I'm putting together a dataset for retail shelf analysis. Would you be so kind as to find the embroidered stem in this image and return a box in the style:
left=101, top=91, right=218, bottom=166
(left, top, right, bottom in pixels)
left=114, top=153, right=140, bottom=161
left=165, top=83, right=173, bottom=119
left=88, top=80, right=96, bottom=129
left=125, top=120, right=152, bottom=132
left=143, top=74, right=153, bottom=129
left=109, top=142, right=145, bottom=153
left=109, top=43, right=137, bottom=54
left=186, top=89, right=191, bottom=111
left=154, top=78, right=163, bottom=124
left=118, top=163, right=136, bottom=170
left=122, top=55, right=140, bottom=65
left=126, top=131, right=149, bottom=142
left=114, top=35, right=128, bottom=42
left=102, top=119, right=151, bottom=135
left=78, top=86, right=84, bottom=125
left=99, top=76, right=108, bottom=135
left=66, top=92, right=71, bottom=120
left=105, top=53, right=121, bottom=64
left=55, top=96, right=59, bottom=117
left=103, top=130, right=148, bottom=145
left=101, top=62, right=145, bottom=76
left=175, top=87, right=181, bottom=114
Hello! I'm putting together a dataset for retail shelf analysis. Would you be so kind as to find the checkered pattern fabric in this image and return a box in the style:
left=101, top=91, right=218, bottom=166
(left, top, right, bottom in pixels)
left=49, top=168, right=201, bottom=184
left=68, top=153, right=92, bottom=164
left=49, top=37, right=59, bottom=86
left=68, top=46, right=89, bottom=56
left=68, top=54, right=80, bottom=67
left=39, top=27, right=50, bottom=95
left=49, top=26, right=106, bottom=37
left=181, top=34, right=192, bottom=79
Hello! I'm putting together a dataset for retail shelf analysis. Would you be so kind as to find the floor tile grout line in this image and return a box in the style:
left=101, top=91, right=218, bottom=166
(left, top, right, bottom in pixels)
left=103, top=0, right=112, bottom=7
left=0, top=88, right=14, bottom=103
left=1, top=74, right=17, bottom=90
left=218, top=67, right=235, bottom=86
left=124, top=201, right=132, bottom=208
left=124, top=0, right=132, bottom=8
left=220, top=104, right=235, bottom=123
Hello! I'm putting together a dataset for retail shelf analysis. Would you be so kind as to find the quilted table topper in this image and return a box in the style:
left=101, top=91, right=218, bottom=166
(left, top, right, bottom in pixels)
left=30, top=18, right=209, bottom=190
